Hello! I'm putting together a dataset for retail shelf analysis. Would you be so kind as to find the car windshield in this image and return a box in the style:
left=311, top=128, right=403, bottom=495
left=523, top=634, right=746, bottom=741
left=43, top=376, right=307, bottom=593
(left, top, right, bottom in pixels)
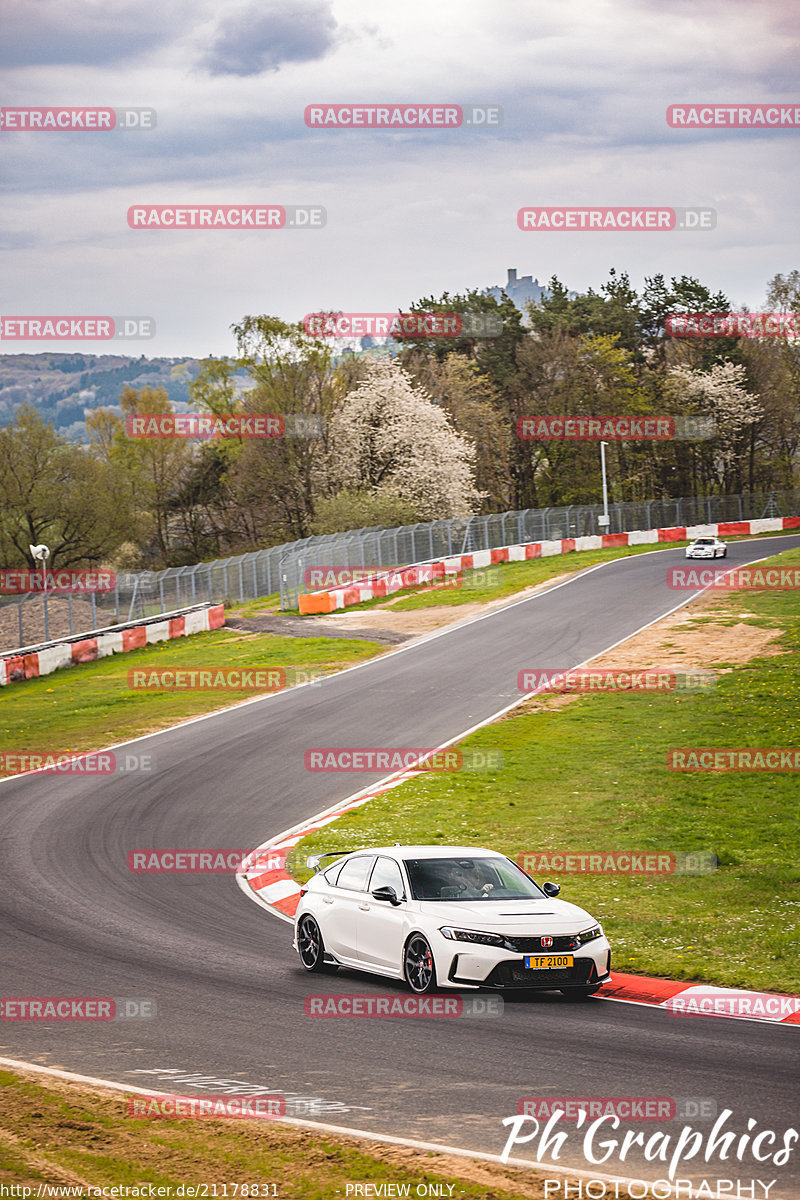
left=404, top=856, right=545, bottom=901
left=695, top=538, right=715, bottom=544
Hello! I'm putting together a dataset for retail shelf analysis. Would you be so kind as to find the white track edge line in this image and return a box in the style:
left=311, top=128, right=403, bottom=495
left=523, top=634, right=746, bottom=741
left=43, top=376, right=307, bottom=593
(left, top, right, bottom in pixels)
left=238, top=539, right=800, bottom=1023
left=0, top=551, right=612, bottom=787
left=596, top=995, right=799, bottom=1026
left=0, top=1056, right=704, bottom=1196
left=2, top=533, right=796, bottom=788
left=236, top=566, right=743, bottom=890
left=5, top=540, right=797, bottom=1187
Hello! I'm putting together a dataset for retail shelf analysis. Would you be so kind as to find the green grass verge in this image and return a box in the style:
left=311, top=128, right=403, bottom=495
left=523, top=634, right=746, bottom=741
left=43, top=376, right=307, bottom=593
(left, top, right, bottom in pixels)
left=230, top=593, right=283, bottom=617
left=295, top=546, right=800, bottom=993
left=0, top=629, right=381, bottom=770
left=0, top=1069, right=550, bottom=1199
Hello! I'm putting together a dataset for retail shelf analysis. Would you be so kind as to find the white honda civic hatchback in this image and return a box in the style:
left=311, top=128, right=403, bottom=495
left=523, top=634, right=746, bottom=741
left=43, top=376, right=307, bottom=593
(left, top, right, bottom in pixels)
left=293, top=845, right=611, bottom=998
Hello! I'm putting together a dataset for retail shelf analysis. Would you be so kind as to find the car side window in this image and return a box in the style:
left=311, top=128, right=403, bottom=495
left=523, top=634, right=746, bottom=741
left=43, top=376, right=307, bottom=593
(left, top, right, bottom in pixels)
left=368, top=856, right=406, bottom=898
left=334, top=855, right=376, bottom=892
left=323, top=860, right=347, bottom=885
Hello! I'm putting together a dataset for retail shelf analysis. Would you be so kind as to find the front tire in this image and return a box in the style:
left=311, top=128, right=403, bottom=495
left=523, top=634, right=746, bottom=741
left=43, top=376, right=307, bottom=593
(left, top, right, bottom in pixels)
left=297, top=915, right=327, bottom=973
left=404, top=933, right=437, bottom=994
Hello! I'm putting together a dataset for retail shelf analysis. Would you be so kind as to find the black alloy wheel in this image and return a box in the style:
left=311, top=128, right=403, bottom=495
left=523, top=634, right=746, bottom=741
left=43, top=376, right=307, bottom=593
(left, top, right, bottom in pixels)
left=404, top=934, right=437, bottom=993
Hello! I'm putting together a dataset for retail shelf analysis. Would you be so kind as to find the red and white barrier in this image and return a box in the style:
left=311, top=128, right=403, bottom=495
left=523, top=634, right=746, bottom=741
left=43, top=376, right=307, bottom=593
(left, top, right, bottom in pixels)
left=298, top=517, right=800, bottom=614
left=0, top=603, right=225, bottom=687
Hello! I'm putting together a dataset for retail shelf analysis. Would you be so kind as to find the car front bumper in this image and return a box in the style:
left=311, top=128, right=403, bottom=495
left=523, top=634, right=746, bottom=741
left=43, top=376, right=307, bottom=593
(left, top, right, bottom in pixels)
left=437, top=938, right=612, bottom=991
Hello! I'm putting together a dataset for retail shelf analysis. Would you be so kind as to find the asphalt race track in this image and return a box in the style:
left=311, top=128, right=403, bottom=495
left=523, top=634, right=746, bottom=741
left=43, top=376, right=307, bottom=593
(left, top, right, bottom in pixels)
left=1, top=537, right=798, bottom=1194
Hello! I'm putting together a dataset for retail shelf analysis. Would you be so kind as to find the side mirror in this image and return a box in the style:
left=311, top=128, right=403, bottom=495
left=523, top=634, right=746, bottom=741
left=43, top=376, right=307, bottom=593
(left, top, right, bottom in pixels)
left=542, top=881, right=561, bottom=897
left=371, top=885, right=402, bottom=906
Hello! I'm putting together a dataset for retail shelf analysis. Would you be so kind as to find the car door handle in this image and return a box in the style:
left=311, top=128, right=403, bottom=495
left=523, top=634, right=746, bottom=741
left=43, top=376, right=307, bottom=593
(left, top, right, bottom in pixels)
left=322, top=897, right=334, bottom=904
left=358, top=903, right=370, bottom=911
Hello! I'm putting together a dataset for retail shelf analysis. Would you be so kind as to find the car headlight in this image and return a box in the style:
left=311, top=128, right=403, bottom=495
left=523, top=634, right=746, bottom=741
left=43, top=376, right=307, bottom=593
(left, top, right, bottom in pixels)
left=439, top=926, right=507, bottom=947
left=575, top=925, right=603, bottom=945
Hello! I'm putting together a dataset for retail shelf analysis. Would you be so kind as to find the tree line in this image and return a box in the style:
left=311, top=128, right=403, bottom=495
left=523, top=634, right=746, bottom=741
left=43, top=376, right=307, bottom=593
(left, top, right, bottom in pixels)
left=0, top=270, right=797, bottom=569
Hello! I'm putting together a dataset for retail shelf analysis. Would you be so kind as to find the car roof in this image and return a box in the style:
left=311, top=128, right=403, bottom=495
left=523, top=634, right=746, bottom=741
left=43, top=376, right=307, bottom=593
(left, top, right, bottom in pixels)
left=339, top=845, right=505, bottom=860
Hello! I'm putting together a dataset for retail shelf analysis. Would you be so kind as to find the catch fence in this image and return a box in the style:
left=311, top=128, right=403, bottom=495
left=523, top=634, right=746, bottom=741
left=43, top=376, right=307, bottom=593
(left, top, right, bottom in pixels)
left=1, top=488, right=796, bottom=649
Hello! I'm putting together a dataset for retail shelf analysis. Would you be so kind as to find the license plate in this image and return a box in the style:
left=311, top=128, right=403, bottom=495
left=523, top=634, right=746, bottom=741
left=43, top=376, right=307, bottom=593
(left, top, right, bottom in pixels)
left=523, top=954, right=574, bottom=969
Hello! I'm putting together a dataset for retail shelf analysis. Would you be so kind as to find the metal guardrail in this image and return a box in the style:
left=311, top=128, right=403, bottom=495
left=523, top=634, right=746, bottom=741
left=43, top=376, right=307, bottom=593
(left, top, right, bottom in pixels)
left=1, top=489, right=797, bottom=646
left=2, top=604, right=218, bottom=660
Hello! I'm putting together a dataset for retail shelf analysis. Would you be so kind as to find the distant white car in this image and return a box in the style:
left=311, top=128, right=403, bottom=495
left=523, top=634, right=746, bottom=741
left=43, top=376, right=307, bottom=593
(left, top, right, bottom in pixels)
left=686, top=536, right=727, bottom=559
left=294, top=845, right=611, bottom=999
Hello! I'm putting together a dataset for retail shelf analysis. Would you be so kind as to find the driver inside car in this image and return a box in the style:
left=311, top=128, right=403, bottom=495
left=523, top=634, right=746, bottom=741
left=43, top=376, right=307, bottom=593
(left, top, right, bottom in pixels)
left=454, top=860, right=495, bottom=896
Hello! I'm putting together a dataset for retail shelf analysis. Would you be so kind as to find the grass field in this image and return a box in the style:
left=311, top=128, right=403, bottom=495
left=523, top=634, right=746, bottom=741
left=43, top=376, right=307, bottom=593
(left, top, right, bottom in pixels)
left=0, top=1068, right=552, bottom=1200
left=0, top=544, right=698, bottom=767
left=3, top=539, right=798, bottom=991
left=1, top=540, right=797, bottom=1195
left=0, top=629, right=381, bottom=771
left=296, top=546, right=800, bottom=993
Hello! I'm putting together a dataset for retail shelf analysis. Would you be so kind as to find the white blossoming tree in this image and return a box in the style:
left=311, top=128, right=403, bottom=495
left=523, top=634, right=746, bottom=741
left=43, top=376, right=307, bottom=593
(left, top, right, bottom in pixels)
left=324, top=359, right=483, bottom=521
left=668, top=361, right=763, bottom=490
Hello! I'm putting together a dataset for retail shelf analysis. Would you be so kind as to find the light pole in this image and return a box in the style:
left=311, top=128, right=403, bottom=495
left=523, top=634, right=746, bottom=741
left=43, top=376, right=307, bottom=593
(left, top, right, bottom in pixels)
left=29, top=543, right=50, bottom=641
left=598, top=441, right=610, bottom=532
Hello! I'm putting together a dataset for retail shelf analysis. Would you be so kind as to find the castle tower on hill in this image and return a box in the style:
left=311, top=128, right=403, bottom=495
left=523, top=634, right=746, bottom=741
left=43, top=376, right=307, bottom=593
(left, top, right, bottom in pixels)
left=485, top=268, right=548, bottom=310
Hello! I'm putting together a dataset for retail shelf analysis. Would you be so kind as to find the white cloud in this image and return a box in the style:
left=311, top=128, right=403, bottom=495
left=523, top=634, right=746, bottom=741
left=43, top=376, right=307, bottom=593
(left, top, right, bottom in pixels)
left=1, top=0, right=796, bottom=355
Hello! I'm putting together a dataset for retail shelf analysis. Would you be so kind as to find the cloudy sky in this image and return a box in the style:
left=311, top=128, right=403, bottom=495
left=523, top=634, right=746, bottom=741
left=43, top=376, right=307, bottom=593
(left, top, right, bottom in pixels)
left=2, top=0, right=798, bottom=356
